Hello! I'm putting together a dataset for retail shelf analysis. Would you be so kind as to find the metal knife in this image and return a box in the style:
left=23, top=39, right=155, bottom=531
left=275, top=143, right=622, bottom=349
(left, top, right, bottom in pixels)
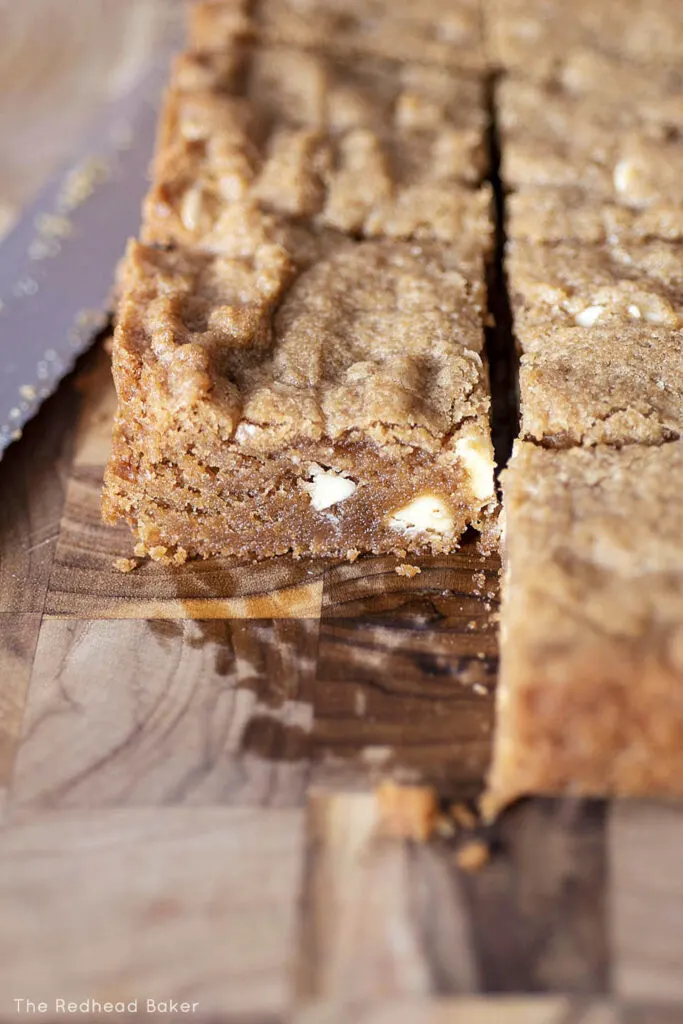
left=0, top=52, right=173, bottom=456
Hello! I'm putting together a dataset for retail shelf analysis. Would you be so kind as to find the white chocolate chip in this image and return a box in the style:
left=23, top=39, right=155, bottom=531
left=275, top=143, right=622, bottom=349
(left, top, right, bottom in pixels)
left=301, top=466, right=357, bottom=511
left=574, top=305, right=605, bottom=327
left=180, top=186, right=203, bottom=232
left=388, top=494, right=454, bottom=536
left=180, top=118, right=207, bottom=142
left=628, top=304, right=642, bottom=319
left=614, top=159, right=636, bottom=195
left=455, top=436, right=495, bottom=500
left=636, top=293, right=679, bottom=325
left=219, top=173, right=250, bottom=202
left=234, top=422, right=258, bottom=442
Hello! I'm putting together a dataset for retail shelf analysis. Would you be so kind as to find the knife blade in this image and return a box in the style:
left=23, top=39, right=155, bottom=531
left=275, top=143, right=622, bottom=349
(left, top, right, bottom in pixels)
left=0, top=51, right=173, bottom=456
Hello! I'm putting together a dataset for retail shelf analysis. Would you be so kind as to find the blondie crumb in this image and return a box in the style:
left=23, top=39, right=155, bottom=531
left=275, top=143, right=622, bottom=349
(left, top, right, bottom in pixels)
left=472, top=570, right=486, bottom=592
left=450, top=802, right=478, bottom=830
left=376, top=781, right=437, bottom=842
left=113, top=557, right=140, bottom=574
left=395, top=563, right=421, bottom=578
left=455, top=838, right=490, bottom=872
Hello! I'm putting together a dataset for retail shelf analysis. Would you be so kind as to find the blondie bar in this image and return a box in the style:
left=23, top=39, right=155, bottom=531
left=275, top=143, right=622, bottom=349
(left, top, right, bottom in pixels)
left=487, top=0, right=683, bottom=79
left=508, top=238, right=683, bottom=337
left=487, top=441, right=683, bottom=809
left=103, top=222, right=496, bottom=561
left=507, top=239, right=683, bottom=445
left=518, top=324, right=683, bottom=447
left=499, top=78, right=683, bottom=207
left=142, top=45, right=490, bottom=248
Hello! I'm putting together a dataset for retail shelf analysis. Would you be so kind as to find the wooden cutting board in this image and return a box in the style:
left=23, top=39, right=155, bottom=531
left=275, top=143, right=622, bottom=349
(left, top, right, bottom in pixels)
left=1, top=3, right=683, bottom=1021
left=1, top=326, right=682, bottom=1023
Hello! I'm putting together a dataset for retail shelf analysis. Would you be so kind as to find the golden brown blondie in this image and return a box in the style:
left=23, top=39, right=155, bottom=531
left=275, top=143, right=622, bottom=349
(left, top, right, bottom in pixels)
left=507, top=239, right=683, bottom=446
left=487, top=0, right=683, bottom=79
left=487, top=441, right=683, bottom=810
left=507, top=188, right=683, bottom=245
left=103, top=221, right=496, bottom=561
left=103, top=0, right=496, bottom=562
left=499, top=77, right=683, bottom=207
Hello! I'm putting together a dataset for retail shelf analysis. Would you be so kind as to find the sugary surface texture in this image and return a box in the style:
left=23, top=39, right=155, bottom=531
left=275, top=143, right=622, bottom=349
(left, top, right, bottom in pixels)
left=115, top=232, right=488, bottom=451
left=190, top=0, right=486, bottom=70
left=508, top=239, right=683, bottom=337
left=499, top=78, right=683, bottom=206
left=507, top=239, right=683, bottom=445
left=507, top=189, right=683, bottom=245
left=142, top=46, right=489, bottom=248
left=519, top=324, right=683, bottom=447
left=487, top=0, right=683, bottom=78
left=488, top=441, right=683, bottom=808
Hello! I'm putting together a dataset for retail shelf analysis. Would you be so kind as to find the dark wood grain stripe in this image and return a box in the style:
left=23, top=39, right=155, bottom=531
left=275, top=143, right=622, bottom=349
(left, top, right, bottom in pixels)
left=461, top=799, right=609, bottom=994
left=313, top=548, right=498, bottom=798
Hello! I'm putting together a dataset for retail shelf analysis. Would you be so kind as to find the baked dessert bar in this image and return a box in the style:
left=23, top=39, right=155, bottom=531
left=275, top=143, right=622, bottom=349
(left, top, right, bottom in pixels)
left=498, top=78, right=683, bottom=207
left=484, top=0, right=683, bottom=809
left=102, top=221, right=496, bottom=561
left=506, top=239, right=683, bottom=446
left=487, top=0, right=683, bottom=80
left=518, top=324, right=683, bottom=448
left=190, top=0, right=486, bottom=71
left=500, top=59, right=683, bottom=144
left=507, top=189, right=683, bottom=245
left=508, top=238, right=683, bottom=336
left=141, top=45, right=490, bottom=249
left=487, top=441, right=683, bottom=810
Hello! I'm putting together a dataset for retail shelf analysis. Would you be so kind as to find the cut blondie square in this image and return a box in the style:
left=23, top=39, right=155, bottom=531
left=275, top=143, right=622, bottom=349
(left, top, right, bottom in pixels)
left=486, top=441, right=683, bottom=811
left=508, top=238, right=683, bottom=337
left=190, top=0, right=486, bottom=71
left=518, top=324, right=683, bottom=448
left=499, top=77, right=683, bottom=207
left=507, top=238, right=683, bottom=446
left=487, top=0, right=683, bottom=79
left=102, top=219, right=497, bottom=562
left=141, top=44, right=490, bottom=248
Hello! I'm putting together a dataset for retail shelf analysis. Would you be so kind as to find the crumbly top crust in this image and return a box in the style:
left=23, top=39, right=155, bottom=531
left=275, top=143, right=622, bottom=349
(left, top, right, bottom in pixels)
left=507, top=189, right=683, bottom=245
left=142, top=45, right=490, bottom=248
left=502, top=441, right=683, bottom=638
left=499, top=79, right=683, bottom=206
left=488, top=0, right=683, bottom=78
left=508, top=239, right=683, bottom=336
left=190, top=0, right=486, bottom=70
left=501, top=64, right=683, bottom=141
left=543, top=48, right=683, bottom=119
left=519, top=324, right=683, bottom=447
left=115, top=229, right=489, bottom=455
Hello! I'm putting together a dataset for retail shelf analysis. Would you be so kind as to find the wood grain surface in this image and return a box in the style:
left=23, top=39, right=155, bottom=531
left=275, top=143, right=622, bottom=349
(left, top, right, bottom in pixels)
left=2, top=3, right=683, bottom=1022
